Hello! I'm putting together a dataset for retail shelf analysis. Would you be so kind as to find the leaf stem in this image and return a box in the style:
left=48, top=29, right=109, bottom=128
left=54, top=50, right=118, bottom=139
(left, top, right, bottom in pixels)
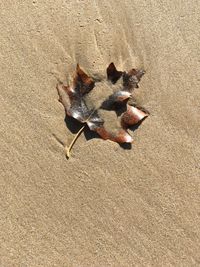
left=65, top=125, right=86, bottom=158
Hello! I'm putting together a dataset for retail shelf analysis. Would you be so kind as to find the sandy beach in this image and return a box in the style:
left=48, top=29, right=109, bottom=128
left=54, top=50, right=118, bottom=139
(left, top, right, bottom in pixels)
left=0, top=0, right=200, bottom=266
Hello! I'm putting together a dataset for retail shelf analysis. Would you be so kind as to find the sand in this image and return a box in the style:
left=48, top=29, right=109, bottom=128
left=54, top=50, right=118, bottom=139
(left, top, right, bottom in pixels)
left=0, top=1, right=200, bottom=266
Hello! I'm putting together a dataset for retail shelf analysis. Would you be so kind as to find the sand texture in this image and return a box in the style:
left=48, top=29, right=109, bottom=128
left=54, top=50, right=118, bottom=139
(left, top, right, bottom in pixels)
left=0, top=1, right=200, bottom=266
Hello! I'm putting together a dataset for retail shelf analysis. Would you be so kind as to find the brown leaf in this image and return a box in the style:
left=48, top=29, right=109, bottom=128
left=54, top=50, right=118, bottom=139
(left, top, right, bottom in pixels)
left=107, top=62, right=123, bottom=84
left=57, top=63, right=149, bottom=156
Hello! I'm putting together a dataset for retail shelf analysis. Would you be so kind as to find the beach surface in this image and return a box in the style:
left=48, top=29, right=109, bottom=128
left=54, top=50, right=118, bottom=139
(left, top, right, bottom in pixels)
left=0, top=1, right=200, bottom=266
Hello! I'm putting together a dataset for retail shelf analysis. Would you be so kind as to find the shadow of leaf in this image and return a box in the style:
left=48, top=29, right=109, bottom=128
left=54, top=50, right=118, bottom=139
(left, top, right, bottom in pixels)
left=119, top=143, right=132, bottom=150
left=65, top=116, right=82, bottom=133
left=64, top=115, right=99, bottom=141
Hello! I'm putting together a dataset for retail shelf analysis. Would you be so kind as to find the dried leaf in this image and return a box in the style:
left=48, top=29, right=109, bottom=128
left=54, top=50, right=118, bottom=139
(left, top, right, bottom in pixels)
left=57, top=63, right=149, bottom=157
